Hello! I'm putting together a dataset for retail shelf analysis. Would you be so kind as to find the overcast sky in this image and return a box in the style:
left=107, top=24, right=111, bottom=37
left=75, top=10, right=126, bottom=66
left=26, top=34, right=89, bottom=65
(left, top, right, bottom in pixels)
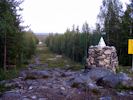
left=20, top=0, right=130, bottom=33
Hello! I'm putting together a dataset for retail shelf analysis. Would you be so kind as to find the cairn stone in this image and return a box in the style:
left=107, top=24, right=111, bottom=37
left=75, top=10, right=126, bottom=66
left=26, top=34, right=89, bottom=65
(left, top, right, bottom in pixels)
left=86, top=46, right=118, bottom=74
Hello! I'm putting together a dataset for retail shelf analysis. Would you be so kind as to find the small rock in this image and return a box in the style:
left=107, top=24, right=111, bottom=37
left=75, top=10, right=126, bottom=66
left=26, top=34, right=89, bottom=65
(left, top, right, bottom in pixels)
left=28, top=64, right=34, bottom=67
left=55, top=55, right=62, bottom=58
left=77, top=83, right=85, bottom=90
left=55, top=78, right=62, bottom=81
left=23, top=98, right=30, bottom=100
left=116, top=91, right=129, bottom=96
left=62, top=71, right=75, bottom=76
left=86, top=85, right=98, bottom=92
left=3, top=93, right=21, bottom=97
left=0, top=80, right=6, bottom=84
left=29, top=86, right=33, bottom=90
left=50, top=84, right=62, bottom=89
left=104, top=50, right=111, bottom=55
left=100, top=96, right=113, bottom=100
left=65, top=65, right=70, bottom=70
left=53, top=68, right=60, bottom=71
left=39, top=98, right=47, bottom=100
left=26, top=80, right=33, bottom=85
left=60, top=87, right=65, bottom=90
left=129, top=91, right=133, bottom=95
left=4, top=83, right=14, bottom=87
left=52, top=71, right=60, bottom=76
left=30, top=95, right=36, bottom=99
left=65, top=94, right=70, bottom=98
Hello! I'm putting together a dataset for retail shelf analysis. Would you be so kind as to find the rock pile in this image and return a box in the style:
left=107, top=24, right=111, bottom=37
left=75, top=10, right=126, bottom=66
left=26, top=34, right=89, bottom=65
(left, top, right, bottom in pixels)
left=86, top=46, right=119, bottom=74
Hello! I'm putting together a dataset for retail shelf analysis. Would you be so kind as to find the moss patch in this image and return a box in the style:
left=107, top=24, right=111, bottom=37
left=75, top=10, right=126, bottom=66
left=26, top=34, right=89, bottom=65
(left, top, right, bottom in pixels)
left=0, top=82, right=15, bottom=93
left=43, top=75, right=49, bottom=78
left=116, top=83, right=133, bottom=92
left=24, top=76, right=37, bottom=80
left=61, top=73, right=66, bottom=77
left=71, top=82, right=79, bottom=87
left=116, top=66, right=122, bottom=73
left=92, top=88, right=101, bottom=94
left=71, top=82, right=86, bottom=88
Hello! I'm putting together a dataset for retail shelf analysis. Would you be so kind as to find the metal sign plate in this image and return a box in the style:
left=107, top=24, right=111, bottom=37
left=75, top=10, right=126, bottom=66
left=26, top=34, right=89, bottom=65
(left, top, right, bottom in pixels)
left=128, top=39, right=133, bottom=54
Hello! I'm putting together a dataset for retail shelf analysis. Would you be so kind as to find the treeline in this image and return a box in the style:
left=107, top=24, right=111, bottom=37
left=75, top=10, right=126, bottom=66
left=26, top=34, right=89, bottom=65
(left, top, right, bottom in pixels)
left=45, top=0, right=133, bottom=66
left=0, top=0, right=39, bottom=72
left=45, top=23, right=102, bottom=63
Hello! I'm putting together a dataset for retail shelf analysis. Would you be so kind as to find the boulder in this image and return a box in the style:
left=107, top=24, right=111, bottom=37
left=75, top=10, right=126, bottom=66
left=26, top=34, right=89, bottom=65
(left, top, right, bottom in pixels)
left=51, top=71, right=60, bottom=76
left=86, top=85, right=99, bottom=92
left=25, top=70, right=51, bottom=78
left=121, top=80, right=133, bottom=88
left=66, top=74, right=97, bottom=88
left=55, top=55, right=62, bottom=58
left=38, top=71, right=51, bottom=77
left=25, top=70, right=41, bottom=78
left=61, top=71, right=75, bottom=76
left=88, top=67, right=113, bottom=81
left=102, top=73, right=131, bottom=88
left=65, top=65, right=70, bottom=70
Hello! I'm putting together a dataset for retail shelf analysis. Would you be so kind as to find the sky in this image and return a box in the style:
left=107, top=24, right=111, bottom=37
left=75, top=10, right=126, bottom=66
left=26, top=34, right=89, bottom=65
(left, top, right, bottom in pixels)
left=20, top=0, right=130, bottom=34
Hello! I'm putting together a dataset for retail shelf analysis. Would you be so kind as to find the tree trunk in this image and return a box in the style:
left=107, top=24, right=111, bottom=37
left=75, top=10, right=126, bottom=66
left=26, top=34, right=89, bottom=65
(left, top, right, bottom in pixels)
left=4, top=30, right=6, bottom=73
left=21, top=52, right=23, bottom=66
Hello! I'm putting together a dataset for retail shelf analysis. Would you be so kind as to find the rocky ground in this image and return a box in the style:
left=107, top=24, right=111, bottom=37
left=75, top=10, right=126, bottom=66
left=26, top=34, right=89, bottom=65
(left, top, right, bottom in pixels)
left=1, top=63, right=133, bottom=100
left=1, top=44, right=133, bottom=100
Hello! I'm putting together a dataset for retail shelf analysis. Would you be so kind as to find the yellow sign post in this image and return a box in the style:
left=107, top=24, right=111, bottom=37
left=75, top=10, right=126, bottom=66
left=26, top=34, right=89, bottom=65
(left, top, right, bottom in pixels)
left=128, top=39, right=133, bottom=73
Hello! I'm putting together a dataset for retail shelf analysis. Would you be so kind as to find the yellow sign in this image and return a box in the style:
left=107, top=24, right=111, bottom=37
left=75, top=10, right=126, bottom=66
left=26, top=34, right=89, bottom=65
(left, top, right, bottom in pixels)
left=128, top=39, right=133, bottom=54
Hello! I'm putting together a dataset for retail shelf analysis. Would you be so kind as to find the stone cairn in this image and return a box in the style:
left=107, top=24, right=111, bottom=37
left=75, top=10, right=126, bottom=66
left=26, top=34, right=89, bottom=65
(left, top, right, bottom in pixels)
left=86, top=37, right=119, bottom=74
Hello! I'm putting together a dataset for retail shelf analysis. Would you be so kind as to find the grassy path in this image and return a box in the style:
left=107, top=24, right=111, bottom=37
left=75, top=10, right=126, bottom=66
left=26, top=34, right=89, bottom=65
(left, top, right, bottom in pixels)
left=32, top=44, right=84, bottom=70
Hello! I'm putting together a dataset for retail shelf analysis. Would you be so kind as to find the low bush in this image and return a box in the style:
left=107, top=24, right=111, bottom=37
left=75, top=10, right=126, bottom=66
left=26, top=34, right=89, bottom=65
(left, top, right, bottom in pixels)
left=116, top=83, right=133, bottom=92
left=43, top=75, right=49, bottom=78
left=24, top=76, right=37, bottom=80
left=93, top=88, right=101, bottom=94
left=116, top=66, right=122, bottom=73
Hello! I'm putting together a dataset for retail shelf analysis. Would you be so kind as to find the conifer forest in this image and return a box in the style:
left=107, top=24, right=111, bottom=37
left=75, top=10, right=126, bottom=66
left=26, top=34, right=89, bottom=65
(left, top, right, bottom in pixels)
left=45, top=0, right=133, bottom=66
left=0, top=0, right=133, bottom=74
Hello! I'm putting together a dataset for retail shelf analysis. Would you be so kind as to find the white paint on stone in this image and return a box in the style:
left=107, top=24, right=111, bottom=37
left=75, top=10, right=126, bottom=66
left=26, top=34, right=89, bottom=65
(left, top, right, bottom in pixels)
left=98, top=37, right=106, bottom=47
left=39, top=42, right=42, bottom=44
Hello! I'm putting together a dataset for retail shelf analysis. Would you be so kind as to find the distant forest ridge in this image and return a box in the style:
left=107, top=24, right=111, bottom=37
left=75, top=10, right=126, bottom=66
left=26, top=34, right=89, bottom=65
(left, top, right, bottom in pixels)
left=35, top=33, right=64, bottom=35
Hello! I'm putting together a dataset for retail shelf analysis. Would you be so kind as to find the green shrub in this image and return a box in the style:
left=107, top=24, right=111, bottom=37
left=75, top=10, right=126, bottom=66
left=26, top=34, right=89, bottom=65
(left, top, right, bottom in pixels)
left=116, top=83, right=133, bottom=92
left=61, top=73, right=66, bottom=77
left=23, top=60, right=29, bottom=65
left=93, top=88, right=101, bottom=94
left=43, top=75, right=49, bottom=78
left=67, top=66, right=84, bottom=71
left=24, top=76, right=37, bottom=80
left=71, top=82, right=86, bottom=88
left=0, top=82, right=6, bottom=92
left=71, top=82, right=79, bottom=87
left=0, top=82, right=15, bottom=92
left=0, top=69, right=20, bottom=81
left=116, top=66, right=122, bottom=73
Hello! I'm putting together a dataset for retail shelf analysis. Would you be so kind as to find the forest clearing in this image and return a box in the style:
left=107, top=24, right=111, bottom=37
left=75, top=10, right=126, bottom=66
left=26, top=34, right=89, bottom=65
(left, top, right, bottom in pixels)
left=0, top=0, right=133, bottom=99
left=0, top=43, right=133, bottom=100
